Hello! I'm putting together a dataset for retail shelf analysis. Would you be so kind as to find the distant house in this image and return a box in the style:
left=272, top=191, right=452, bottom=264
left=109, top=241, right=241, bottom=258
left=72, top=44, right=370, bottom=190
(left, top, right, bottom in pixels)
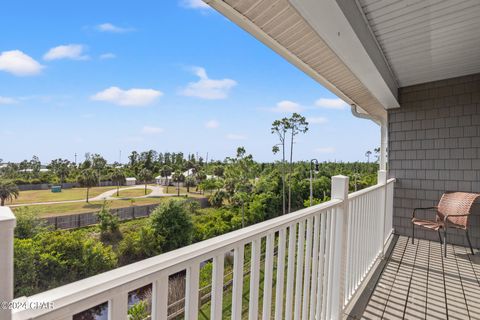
left=125, top=177, right=136, bottom=186
left=19, top=168, right=50, bottom=173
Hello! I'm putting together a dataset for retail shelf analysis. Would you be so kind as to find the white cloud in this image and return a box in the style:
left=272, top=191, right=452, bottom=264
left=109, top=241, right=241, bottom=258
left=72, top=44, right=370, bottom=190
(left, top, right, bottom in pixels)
left=315, top=98, right=348, bottom=110
left=0, top=50, right=44, bottom=76
left=180, top=0, right=210, bottom=9
left=91, top=86, right=163, bottom=107
left=43, top=44, right=89, bottom=61
left=226, top=133, right=246, bottom=140
left=270, top=100, right=303, bottom=113
left=142, top=126, right=164, bottom=134
left=0, top=96, right=18, bottom=105
left=315, top=147, right=335, bottom=154
left=205, top=120, right=219, bottom=129
left=96, top=23, right=134, bottom=33
left=180, top=67, right=237, bottom=100
left=99, top=53, right=116, bottom=59
left=308, top=116, right=328, bottom=124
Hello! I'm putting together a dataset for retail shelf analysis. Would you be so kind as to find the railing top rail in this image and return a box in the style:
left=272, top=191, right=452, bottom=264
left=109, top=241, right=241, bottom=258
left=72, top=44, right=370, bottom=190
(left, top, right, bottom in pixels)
left=13, top=198, right=342, bottom=318
left=348, top=178, right=395, bottom=200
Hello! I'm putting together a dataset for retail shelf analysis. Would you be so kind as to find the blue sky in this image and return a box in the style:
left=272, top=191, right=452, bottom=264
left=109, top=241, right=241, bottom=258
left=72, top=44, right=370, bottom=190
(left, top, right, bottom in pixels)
left=0, top=0, right=379, bottom=164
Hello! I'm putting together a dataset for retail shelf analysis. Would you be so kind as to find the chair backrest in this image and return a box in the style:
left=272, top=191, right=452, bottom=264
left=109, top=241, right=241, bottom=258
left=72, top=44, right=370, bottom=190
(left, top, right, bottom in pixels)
left=437, top=192, right=480, bottom=228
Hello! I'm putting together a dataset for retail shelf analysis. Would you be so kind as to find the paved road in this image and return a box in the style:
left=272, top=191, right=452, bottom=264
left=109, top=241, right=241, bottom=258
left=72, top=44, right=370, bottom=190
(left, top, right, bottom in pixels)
left=10, top=185, right=166, bottom=207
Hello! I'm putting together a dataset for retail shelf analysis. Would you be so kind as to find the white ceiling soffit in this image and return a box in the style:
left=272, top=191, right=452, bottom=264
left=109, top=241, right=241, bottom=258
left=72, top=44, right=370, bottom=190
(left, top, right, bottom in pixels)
left=358, top=0, right=480, bottom=87
left=288, top=0, right=400, bottom=109
left=204, top=0, right=391, bottom=123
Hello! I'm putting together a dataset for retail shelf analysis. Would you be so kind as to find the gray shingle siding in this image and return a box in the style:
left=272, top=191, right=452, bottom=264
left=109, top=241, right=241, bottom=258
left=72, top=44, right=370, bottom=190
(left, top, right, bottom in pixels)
left=389, top=73, right=480, bottom=247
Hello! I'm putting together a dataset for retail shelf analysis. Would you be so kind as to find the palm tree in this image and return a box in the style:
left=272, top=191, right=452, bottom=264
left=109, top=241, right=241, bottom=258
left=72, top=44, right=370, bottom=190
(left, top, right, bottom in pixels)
left=365, top=150, right=372, bottom=163
left=110, top=168, right=126, bottom=197
left=138, top=168, right=153, bottom=195
left=184, top=175, right=196, bottom=193
left=77, top=169, right=98, bottom=203
left=172, top=170, right=184, bottom=196
left=0, top=180, right=19, bottom=206
left=160, top=165, right=172, bottom=192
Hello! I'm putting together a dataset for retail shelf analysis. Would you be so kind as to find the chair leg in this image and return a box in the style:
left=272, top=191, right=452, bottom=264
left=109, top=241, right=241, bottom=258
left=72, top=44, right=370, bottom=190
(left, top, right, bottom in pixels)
left=465, top=230, right=475, bottom=255
left=444, top=228, right=449, bottom=258
left=412, top=223, right=415, bottom=244
left=437, top=230, right=443, bottom=245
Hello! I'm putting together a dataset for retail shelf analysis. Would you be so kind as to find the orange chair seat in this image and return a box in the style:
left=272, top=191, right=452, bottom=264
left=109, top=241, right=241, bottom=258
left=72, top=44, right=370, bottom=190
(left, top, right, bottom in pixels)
left=412, top=218, right=443, bottom=231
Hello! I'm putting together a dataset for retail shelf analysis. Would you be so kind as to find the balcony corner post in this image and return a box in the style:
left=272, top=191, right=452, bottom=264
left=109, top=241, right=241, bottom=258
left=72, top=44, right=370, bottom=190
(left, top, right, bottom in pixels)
left=0, top=207, right=16, bottom=320
left=380, top=123, right=388, bottom=171
left=331, top=175, right=349, bottom=319
left=378, top=170, right=388, bottom=257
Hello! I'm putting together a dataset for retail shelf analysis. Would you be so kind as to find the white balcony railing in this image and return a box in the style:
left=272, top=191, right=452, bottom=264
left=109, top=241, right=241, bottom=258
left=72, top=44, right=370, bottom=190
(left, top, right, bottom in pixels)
left=0, top=172, right=395, bottom=320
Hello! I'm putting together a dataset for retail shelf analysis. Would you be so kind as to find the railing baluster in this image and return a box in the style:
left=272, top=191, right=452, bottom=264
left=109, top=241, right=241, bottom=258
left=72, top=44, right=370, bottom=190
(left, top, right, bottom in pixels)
left=231, top=245, right=244, bottom=320
left=109, top=292, right=128, bottom=320
left=274, top=228, right=287, bottom=320
left=345, top=200, right=353, bottom=303
left=262, top=233, right=274, bottom=320
left=249, top=239, right=261, bottom=320
left=355, top=199, right=360, bottom=288
left=152, top=274, right=169, bottom=320
left=185, top=263, right=200, bottom=320
left=301, top=217, right=313, bottom=320
left=285, top=223, right=297, bottom=320
left=370, top=192, right=375, bottom=264
left=308, top=214, right=321, bottom=320
left=358, top=197, right=368, bottom=283
left=325, top=208, right=337, bottom=320
left=211, top=254, right=225, bottom=320
left=293, top=220, right=306, bottom=320
left=368, top=192, right=372, bottom=261
left=319, top=211, right=331, bottom=320
left=351, top=199, right=357, bottom=302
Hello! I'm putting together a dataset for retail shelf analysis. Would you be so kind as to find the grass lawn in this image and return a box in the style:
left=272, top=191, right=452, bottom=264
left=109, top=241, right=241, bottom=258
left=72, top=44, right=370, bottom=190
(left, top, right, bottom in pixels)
left=12, top=197, right=169, bottom=217
left=112, top=188, right=152, bottom=198
left=165, top=186, right=206, bottom=198
left=10, top=186, right=116, bottom=205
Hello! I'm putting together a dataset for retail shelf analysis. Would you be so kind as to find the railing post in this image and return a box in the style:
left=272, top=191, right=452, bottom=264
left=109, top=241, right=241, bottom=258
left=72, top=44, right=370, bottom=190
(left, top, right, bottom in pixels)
left=378, top=170, right=387, bottom=257
left=330, top=175, right=349, bottom=319
left=0, top=207, right=16, bottom=320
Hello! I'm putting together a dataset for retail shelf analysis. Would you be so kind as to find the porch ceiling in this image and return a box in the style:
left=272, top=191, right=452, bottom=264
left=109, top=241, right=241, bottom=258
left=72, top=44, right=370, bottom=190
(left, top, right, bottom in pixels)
left=205, top=0, right=389, bottom=124
left=206, top=0, right=480, bottom=118
left=358, top=0, right=480, bottom=87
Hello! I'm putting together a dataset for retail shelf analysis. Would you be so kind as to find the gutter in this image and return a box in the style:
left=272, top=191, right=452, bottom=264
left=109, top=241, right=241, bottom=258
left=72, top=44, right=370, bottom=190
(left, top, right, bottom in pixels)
left=350, top=104, right=384, bottom=126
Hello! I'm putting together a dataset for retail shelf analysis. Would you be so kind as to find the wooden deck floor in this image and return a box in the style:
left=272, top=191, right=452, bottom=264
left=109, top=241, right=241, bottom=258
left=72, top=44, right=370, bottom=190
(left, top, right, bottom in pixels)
left=347, top=235, right=480, bottom=320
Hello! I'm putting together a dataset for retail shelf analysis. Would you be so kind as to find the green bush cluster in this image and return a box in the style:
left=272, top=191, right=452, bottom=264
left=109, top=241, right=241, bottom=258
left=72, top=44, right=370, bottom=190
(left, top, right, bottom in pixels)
left=14, top=200, right=196, bottom=297
left=14, top=231, right=117, bottom=297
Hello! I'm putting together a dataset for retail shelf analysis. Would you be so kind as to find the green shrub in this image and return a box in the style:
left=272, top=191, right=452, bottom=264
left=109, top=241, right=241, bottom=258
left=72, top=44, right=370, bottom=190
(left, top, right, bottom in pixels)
left=128, top=300, right=149, bottom=320
left=14, top=239, right=38, bottom=297
left=118, top=226, right=162, bottom=265
left=192, top=208, right=236, bottom=242
left=97, top=202, right=121, bottom=241
left=183, top=199, right=200, bottom=214
left=150, top=200, right=194, bottom=252
left=208, top=190, right=227, bottom=208
left=14, top=207, right=50, bottom=239
left=14, top=231, right=117, bottom=296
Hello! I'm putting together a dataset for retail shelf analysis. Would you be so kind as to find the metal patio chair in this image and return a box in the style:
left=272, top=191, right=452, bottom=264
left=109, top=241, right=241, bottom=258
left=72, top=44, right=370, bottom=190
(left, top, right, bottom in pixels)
left=412, top=191, right=480, bottom=257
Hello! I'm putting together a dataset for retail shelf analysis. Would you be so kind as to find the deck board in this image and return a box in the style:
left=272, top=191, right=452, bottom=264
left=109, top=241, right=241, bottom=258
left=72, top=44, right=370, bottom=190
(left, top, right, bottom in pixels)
left=347, top=235, right=480, bottom=320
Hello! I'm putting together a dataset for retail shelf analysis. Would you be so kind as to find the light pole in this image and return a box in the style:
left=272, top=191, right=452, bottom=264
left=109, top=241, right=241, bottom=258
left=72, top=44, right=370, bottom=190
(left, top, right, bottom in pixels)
left=310, top=159, right=319, bottom=206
